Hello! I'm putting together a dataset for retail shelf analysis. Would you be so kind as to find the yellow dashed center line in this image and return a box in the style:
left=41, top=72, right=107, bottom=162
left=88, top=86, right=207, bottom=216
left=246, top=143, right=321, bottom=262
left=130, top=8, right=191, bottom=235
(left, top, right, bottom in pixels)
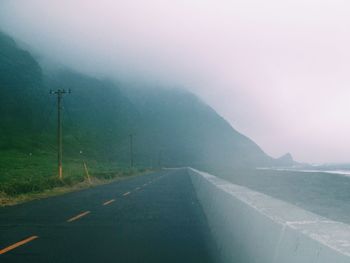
left=0, top=176, right=166, bottom=255
left=103, top=199, right=115, bottom=206
left=67, top=211, right=91, bottom=222
left=0, top=236, right=38, bottom=255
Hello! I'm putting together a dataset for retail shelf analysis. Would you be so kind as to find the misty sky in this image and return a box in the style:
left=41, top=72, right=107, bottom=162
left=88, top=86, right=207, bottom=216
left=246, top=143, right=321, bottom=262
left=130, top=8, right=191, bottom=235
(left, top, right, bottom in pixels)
left=1, top=0, right=350, bottom=163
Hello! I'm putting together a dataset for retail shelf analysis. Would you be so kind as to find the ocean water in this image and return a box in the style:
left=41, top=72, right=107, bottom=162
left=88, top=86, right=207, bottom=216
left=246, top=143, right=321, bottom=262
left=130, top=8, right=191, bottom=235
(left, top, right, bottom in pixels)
left=221, top=168, right=350, bottom=225
left=257, top=167, right=350, bottom=177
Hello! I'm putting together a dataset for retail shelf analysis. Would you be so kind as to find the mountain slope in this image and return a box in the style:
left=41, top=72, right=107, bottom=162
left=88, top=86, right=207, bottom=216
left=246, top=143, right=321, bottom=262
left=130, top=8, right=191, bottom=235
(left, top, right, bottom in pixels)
left=124, top=87, right=273, bottom=170
left=0, top=32, right=45, bottom=149
left=0, top=31, right=274, bottom=179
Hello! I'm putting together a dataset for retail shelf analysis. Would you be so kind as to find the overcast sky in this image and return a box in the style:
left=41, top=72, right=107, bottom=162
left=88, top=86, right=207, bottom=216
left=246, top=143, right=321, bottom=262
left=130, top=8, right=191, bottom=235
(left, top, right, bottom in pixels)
left=1, top=0, right=350, bottom=163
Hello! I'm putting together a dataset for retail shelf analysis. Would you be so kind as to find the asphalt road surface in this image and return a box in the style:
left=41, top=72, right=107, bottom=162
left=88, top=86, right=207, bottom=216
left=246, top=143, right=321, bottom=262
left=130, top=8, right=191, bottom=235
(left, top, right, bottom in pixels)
left=0, top=169, right=220, bottom=263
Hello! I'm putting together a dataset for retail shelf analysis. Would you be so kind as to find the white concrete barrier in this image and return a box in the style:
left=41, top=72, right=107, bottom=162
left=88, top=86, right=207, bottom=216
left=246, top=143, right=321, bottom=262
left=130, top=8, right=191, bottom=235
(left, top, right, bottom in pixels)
left=188, top=168, right=350, bottom=263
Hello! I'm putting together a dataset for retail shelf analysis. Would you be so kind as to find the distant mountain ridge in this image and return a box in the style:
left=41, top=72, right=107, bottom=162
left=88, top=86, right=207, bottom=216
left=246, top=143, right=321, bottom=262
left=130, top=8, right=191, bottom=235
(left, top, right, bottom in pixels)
left=0, top=31, right=288, bottom=173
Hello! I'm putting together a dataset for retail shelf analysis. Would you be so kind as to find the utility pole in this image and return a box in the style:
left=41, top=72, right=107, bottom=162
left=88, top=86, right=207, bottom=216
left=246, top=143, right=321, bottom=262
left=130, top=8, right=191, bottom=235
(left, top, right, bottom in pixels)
left=129, top=134, right=134, bottom=168
left=50, top=89, right=71, bottom=180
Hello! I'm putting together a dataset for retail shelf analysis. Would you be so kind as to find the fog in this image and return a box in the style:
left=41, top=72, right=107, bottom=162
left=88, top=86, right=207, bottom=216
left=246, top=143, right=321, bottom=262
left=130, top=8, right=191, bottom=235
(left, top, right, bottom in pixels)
left=1, top=0, right=350, bottom=163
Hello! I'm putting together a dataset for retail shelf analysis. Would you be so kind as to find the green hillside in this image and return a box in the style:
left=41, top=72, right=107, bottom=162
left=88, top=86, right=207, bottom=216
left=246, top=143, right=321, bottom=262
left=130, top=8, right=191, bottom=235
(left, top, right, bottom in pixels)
left=0, top=31, right=276, bottom=197
left=124, top=87, right=273, bottom=170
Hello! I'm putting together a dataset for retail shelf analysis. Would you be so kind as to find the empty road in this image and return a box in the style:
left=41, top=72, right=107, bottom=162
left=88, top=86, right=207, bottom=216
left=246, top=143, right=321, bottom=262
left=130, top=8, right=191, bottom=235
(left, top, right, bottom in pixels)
left=0, top=169, right=219, bottom=263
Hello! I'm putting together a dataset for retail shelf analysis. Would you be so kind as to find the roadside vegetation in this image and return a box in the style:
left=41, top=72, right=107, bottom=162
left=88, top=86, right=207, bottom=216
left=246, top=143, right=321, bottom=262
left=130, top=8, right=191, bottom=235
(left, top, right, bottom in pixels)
left=0, top=150, right=152, bottom=206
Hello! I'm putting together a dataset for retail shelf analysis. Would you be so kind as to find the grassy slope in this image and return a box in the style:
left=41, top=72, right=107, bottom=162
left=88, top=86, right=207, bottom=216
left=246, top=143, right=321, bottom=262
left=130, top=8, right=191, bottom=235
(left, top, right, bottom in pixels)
left=0, top=33, right=147, bottom=201
left=0, top=147, right=151, bottom=206
left=0, top=31, right=275, bottom=202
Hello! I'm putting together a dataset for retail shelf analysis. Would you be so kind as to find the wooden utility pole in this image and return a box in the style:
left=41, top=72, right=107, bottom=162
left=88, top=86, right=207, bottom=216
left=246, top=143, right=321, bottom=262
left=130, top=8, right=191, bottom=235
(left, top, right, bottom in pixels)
left=50, top=89, right=71, bottom=180
left=129, top=134, right=134, bottom=168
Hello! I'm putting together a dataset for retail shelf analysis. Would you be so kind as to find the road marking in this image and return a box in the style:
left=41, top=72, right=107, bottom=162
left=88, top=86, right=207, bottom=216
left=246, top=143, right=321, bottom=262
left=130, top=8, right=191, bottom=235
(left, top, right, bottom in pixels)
left=123, top=191, right=131, bottom=196
left=103, top=199, right=115, bottom=206
left=67, top=211, right=91, bottom=222
left=0, top=236, right=38, bottom=255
